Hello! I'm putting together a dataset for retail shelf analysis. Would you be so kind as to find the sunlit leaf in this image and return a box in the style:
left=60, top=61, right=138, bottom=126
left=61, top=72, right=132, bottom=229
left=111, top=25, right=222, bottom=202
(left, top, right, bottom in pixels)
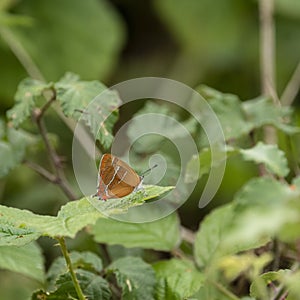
left=0, top=185, right=174, bottom=244
left=240, top=142, right=289, bottom=177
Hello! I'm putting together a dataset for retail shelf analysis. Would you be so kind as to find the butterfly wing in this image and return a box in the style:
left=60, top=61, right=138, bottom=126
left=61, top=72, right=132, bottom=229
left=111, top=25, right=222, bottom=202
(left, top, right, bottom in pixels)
left=96, top=154, right=141, bottom=200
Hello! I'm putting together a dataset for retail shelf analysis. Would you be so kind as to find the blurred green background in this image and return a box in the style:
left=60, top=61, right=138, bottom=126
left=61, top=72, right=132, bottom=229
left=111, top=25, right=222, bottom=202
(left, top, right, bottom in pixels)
left=0, top=0, right=299, bottom=298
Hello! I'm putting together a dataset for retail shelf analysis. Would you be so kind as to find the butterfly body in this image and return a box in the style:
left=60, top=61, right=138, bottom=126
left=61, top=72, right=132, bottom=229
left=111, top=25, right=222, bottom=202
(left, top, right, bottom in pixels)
left=96, top=154, right=143, bottom=201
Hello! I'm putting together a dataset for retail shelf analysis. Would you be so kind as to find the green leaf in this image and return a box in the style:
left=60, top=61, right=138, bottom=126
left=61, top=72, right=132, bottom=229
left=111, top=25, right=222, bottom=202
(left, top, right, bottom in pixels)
left=7, top=78, right=50, bottom=127
left=0, top=126, right=36, bottom=177
left=127, top=101, right=197, bottom=153
left=47, top=251, right=103, bottom=288
left=185, top=146, right=236, bottom=183
left=196, top=85, right=252, bottom=140
left=56, top=72, right=121, bottom=149
left=153, top=259, right=204, bottom=299
left=154, top=0, right=250, bottom=61
left=275, top=0, right=300, bottom=19
left=225, top=178, right=300, bottom=246
left=250, top=270, right=288, bottom=299
left=11, top=0, right=124, bottom=80
left=240, top=142, right=290, bottom=177
left=194, top=203, right=269, bottom=269
left=0, top=242, right=44, bottom=282
left=242, top=97, right=298, bottom=134
left=108, top=256, right=156, bottom=300
left=0, top=185, right=174, bottom=244
left=33, top=269, right=111, bottom=300
left=91, top=213, right=180, bottom=251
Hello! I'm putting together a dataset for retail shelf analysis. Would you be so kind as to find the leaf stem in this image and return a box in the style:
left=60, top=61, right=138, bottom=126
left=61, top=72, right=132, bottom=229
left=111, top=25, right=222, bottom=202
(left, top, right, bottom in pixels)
left=57, top=237, right=86, bottom=300
left=210, top=280, right=239, bottom=300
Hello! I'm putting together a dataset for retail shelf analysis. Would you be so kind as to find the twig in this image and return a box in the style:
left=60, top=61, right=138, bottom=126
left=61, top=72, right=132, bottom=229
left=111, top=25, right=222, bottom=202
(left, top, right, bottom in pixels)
left=210, top=280, right=239, bottom=300
left=57, top=237, right=86, bottom=300
left=180, top=226, right=196, bottom=244
left=0, top=27, right=44, bottom=81
left=259, top=0, right=279, bottom=145
left=281, top=60, right=300, bottom=106
left=259, top=0, right=278, bottom=103
left=24, top=160, right=58, bottom=183
left=32, top=95, right=77, bottom=200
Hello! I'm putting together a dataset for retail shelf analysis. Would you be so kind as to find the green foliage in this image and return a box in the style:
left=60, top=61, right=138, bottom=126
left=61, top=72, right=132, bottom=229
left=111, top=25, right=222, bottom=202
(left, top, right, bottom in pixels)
left=0, top=242, right=44, bottom=282
left=153, top=259, right=204, bottom=299
left=108, top=256, right=156, bottom=300
left=0, top=123, right=36, bottom=177
left=92, top=213, right=180, bottom=251
left=6, top=78, right=51, bottom=127
left=0, top=185, right=173, bottom=246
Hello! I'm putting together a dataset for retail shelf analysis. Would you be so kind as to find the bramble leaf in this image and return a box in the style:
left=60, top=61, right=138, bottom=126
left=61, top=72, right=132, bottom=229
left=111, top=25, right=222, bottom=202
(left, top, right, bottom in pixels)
left=92, top=213, right=180, bottom=251
left=153, top=259, right=204, bottom=299
left=47, top=251, right=103, bottom=288
left=0, top=185, right=174, bottom=244
left=108, top=256, right=156, bottom=300
left=33, top=269, right=111, bottom=300
left=56, top=73, right=122, bottom=149
left=7, top=78, right=51, bottom=127
left=240, top=142, right=289, bottom=177
left=0, top=242, right=44, bottom=282
left=0, top=126, right=36, bottom=178
left=194, top=203, right=269, bottom=269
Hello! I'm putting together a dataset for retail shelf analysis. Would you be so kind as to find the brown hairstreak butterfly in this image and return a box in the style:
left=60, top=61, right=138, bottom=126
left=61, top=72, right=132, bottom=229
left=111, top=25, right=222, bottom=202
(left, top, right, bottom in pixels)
left=95, top=153, right=157, bottom=201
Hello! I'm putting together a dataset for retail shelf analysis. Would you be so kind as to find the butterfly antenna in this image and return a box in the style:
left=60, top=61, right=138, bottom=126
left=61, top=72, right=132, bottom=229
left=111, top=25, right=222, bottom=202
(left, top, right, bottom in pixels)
left=140, top=164, right=158, bottom=177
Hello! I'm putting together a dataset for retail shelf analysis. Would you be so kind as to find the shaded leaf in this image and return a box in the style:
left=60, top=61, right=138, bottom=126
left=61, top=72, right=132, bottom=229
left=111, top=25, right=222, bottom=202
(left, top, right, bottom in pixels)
left=250, top=270, right=288, bottom=299
left=11, top=0, right=124, bottom=80
left=108, top=256, right=156, bottom=300
left=0, top=242, right=44, bottom=282
left=47, top=251, right=103, bottom=288
left=127, top=101, right=197, bottom=153
left=7, top=78, right=50, bottom=127
left=153, top=259, right=204, bottom=299
left=0, top=126, right=36, bottom=177
left=240, top=142, right=289, bottom=177
left=185, top=146, right=236, bottom=183
left=196, top=85, right=252, bottom=140
left=33, top=269, right=111, bottom=300
left=91, top=213, right=180, bottom=251
left=56, top=72, right=121, bottom=149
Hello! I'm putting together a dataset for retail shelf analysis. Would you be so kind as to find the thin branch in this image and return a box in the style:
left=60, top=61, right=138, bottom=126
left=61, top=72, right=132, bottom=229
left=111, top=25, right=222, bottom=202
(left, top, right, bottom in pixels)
left=0, top=27, right=44, bottom=81
left=281, top=60, right=300, bottom=106
left=180, top=226, right=196, bottom=244
left=57, top=237, right=86, bottom=300
left=259, top=0, right=279, bottom=145
left=24, top=160, right=58, bottom=183
left=259, top=0, right=278, bottom=103
left=210, top=280, right=239, bottom=300
left=31, top=94, right=77, bottom=200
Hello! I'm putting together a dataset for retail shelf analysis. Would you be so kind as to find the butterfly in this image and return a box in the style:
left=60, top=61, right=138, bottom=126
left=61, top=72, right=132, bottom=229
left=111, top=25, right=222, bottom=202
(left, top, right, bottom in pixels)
left=95, top=153, right=157, bottom=201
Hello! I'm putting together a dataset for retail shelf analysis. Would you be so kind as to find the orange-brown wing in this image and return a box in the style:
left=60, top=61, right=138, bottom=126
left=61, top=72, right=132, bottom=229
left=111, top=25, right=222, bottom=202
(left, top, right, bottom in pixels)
left=96, top=154, right=141, bottom=200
